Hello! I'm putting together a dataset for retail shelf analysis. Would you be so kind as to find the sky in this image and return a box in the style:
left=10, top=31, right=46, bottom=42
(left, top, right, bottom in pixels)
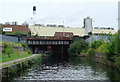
left=0, top=0, right=120, bottom=31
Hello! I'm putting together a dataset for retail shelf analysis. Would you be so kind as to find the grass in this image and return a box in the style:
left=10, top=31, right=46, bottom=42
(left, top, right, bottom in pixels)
left=2, top=41, right=22, bottom=47
left=95, top=47, right=104, bottom=54
left=0, top=52, right=32, bottom=63
left=0, top=54, right=42, bottom=68
left=0, top=41, right=43, bottom=68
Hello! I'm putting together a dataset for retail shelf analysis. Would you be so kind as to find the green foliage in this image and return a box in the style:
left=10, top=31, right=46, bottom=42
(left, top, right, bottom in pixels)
left=13, top=31, right=26, bottom=35
left=20, top=42, right=32, bottom=54
left=2, top=41, right=22, bottom=47
left=2, top=31, right=6, bottom=35
left=27, top=31, right=32, bottom=36
left=90, top=39, right=104, bottom=49
left=2, top=51, right=32, bottom=63
left=4, top=31, right=26, bottom=35
left=86, top=32, right=120, bottom=70
left=100, top=34, right=120, bottom=62
left=2, top=41, right=32, bottom=62
left=0, top=24, right=3, bottom=34
left=88, top=32, right=92, bottom=35
left=115, top=56, right=120, bottom=70
left=113, top=33, right=120, bottom=56
left=27, top=49, right=32, bottom=54
left=71, top=37, right=77, bottom=43
left=4, top=44, right=13, bottom=57
left=87, top=48, right=95, bottom=58
left=68, top=39, right=89, bottom=56
left=20, top=42, right=28, bottom=49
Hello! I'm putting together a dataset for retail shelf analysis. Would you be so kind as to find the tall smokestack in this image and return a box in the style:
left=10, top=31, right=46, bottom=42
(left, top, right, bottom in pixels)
left=33, top=6, right=36, bottom=15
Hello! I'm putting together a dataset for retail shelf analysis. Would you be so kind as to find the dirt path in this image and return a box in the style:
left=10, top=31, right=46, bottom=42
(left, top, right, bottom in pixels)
left=0, top=54, right=38, bottom=67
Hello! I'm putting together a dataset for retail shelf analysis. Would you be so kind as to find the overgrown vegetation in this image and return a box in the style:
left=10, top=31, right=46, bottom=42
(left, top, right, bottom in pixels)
left=88, top=32, right=92, bottom=35
left=3, top=31, right=26, bottom=35
left=87, top=39, right=104, bottom=58
left=86, top=31, right=120, bottom=71
left=68, top=39, right=89, bottom=56
left=1, top=41, right=32, bottom=63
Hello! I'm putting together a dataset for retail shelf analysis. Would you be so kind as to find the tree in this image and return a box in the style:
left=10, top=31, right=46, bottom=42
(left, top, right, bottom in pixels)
left=88, top=32, right=92, bottom=35
left=28, top=31, right=32, bottom=36
left=68, top=39, right=89, bottom=56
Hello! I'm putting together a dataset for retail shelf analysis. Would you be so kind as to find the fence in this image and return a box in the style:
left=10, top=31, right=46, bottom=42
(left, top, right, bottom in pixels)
left=0, top=34, right=18, bottom=43
left=86, top=35, right=112, bottom=45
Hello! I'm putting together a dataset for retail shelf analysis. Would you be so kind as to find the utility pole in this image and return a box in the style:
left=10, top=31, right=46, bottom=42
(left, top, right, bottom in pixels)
left=63, top=21, right=65, bottom=37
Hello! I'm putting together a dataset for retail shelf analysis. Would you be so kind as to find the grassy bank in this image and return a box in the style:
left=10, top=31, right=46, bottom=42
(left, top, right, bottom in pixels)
left=0, top=52, right=32, bottom=63
left=0, top=54, right=43, bottom=68
left=0, top=41, right=32, bottom=63
left=68, top=31, right=120, bottom=71
left=86, top=32, right=120, bottom=71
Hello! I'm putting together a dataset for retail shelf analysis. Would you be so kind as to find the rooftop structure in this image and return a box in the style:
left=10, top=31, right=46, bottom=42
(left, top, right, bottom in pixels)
left=92, top=29, right=115, bottom=35
left=2, top=25, right=30, bottom=33
left=29, top=26, right=116, bottom=37
left=54, top=32, right=74, bottom=37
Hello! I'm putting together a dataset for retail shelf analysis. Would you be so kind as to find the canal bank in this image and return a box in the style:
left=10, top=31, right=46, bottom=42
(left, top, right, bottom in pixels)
left=79, top=52, right=120, bottom=73
left=10, top=55, right=120, bottom=81
left=1, top=54, right=48, bottom=82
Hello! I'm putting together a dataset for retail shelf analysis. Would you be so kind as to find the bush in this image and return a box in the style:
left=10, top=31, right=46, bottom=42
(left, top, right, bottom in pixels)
left=68, top=39, right=89, bottom=56
left=20, top=42, right=32, bottom=54
left=2, top=41, right=22, bottom=47
left=113, top=33, right=120, bottom=57
left=20, top=43, right=28, bottom=50
left=27, top=49, right=32, bottom=54
left=2, top=42, right=31, bottom=57
left=90, top=39, right=104, bottom=49
left=115, top=56, right=120, bottom=70
left=87, top=48, right=95, bottom=58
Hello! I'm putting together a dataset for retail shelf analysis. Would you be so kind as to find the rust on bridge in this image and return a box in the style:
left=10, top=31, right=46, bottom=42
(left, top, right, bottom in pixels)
left=27, top=36, right=72, bottom=40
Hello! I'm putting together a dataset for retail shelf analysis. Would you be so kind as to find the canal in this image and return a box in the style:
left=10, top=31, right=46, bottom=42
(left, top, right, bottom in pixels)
left=4, top=54, right=120, bottom=82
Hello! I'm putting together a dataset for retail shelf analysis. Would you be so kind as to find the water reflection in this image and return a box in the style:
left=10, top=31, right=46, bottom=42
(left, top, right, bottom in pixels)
left=12, top=55, right=120, bottom=81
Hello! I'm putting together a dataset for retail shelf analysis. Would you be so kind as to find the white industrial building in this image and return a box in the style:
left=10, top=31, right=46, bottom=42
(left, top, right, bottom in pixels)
left=84, top=17, right=93, bottom=35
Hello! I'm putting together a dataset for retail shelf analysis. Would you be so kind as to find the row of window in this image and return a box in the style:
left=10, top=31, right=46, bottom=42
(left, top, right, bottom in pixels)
left=27, top=40, right=70, bottom=45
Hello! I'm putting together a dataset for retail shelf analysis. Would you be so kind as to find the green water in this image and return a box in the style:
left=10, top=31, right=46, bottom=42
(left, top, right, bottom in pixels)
left=3, top=55, right=120, bottom=82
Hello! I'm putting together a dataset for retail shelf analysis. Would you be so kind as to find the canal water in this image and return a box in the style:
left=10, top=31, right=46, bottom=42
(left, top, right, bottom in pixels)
left=6, top=54, right=120, bottom=82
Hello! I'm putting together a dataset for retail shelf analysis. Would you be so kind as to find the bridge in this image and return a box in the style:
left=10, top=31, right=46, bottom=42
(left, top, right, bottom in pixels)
left=26, top=36, right=72, bottom=55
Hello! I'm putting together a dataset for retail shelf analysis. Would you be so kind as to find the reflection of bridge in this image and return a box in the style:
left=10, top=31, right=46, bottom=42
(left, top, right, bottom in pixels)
left=27, top=36, right=72, bottom=54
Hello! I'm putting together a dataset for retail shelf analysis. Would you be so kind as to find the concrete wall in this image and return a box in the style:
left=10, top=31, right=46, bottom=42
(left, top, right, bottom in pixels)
left=1, top=34, right=18, bottom=43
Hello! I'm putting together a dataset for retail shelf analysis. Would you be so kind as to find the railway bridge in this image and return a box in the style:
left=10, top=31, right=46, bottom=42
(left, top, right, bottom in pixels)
left=27, top=36, right=72, bottom=55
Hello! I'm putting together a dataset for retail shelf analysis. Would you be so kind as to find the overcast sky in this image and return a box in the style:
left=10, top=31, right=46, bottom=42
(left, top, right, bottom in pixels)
left=0, top=0, right=119, bottom=31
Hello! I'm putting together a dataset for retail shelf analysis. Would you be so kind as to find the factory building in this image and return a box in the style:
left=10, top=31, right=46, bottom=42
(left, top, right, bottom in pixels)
left=2, top=25, right=30, bottom=34
left=1, top=16, right=116, bottom=37
left=29, top=25, right=115, bottom=37
left=83, top=17, right=93, bottom=35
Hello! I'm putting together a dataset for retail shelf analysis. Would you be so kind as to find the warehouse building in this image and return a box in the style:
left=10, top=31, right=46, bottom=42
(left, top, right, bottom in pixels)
left=29, top=26, right=116, bottom=37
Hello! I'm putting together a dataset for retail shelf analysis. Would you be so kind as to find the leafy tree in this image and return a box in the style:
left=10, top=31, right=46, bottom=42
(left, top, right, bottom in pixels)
left=3, top=43, right=13, bottom=57
left=88, top=32, right=92, bottom=35
left=68, top=39, right=89, bottom=56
